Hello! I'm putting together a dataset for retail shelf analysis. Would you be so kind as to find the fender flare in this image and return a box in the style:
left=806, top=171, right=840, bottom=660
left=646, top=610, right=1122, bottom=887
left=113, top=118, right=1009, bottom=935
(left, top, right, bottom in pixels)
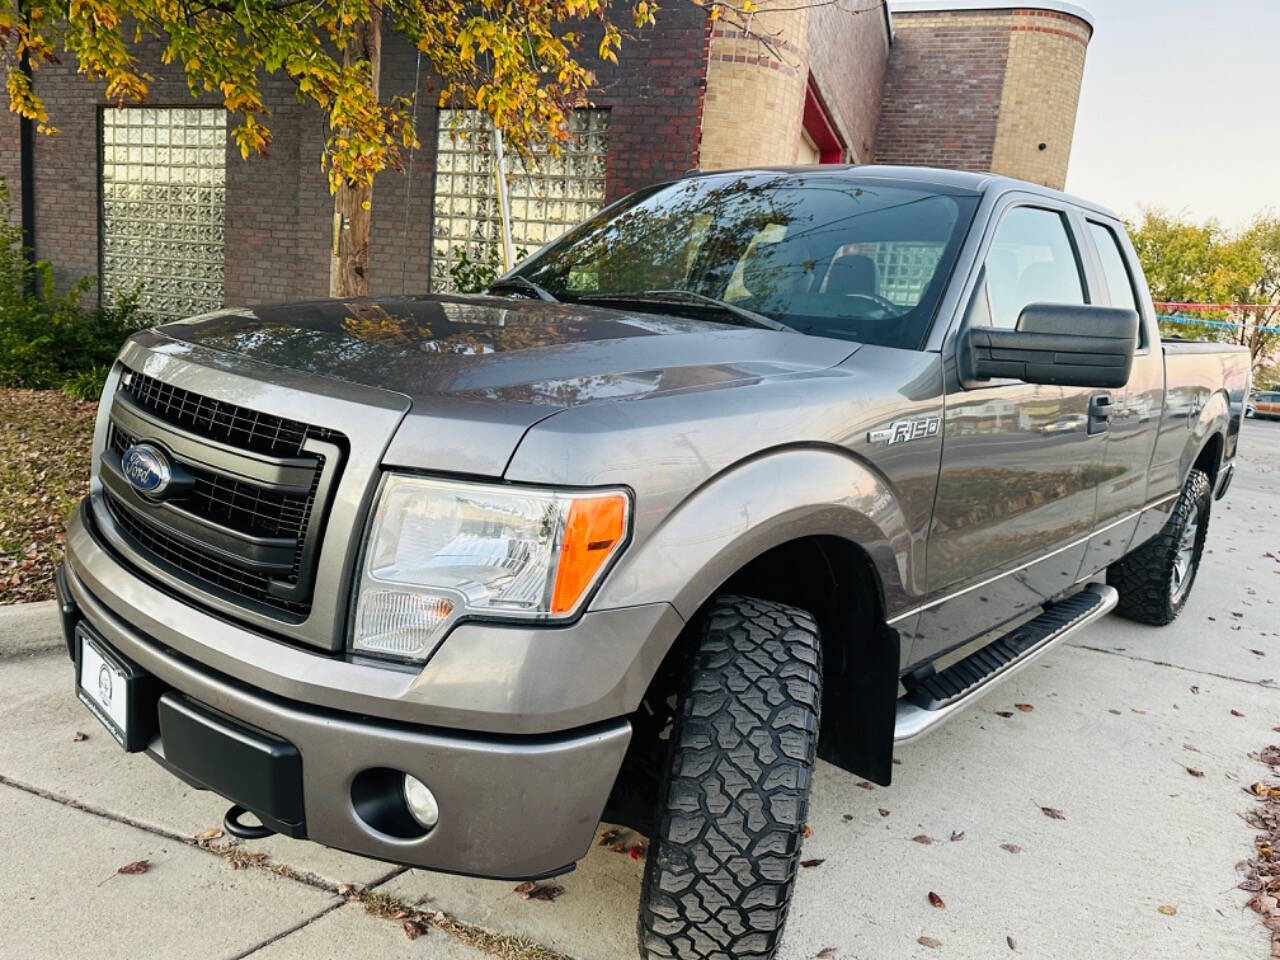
left=594, top=445, right=915, bottom=621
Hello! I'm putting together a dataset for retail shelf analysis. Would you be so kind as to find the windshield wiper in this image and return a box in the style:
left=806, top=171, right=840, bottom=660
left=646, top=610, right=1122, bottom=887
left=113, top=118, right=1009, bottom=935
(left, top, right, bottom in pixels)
left=575, top=289, right=789, bottom=331
left=486, top=275, right=557, bottom=302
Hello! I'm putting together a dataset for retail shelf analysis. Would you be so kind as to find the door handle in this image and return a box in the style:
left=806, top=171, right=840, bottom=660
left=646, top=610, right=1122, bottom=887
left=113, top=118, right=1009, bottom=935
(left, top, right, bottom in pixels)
left=1088, top=394, right=1112, bottom=435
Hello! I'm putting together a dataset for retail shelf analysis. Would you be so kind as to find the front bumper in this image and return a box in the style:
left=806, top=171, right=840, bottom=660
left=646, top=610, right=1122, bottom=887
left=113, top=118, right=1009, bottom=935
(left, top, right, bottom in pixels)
left=60, top=509, right=646, bottom=879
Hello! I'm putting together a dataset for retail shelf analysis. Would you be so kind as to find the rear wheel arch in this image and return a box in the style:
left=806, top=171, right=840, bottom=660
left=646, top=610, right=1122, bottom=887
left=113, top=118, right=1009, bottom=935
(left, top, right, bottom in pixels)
left=1191, top=430, right=1224, bottom=490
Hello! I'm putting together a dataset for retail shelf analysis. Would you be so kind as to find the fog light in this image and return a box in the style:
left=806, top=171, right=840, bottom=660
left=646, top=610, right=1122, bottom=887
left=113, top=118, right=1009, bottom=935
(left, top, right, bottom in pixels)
left=403, top=775, right=439, bottom=829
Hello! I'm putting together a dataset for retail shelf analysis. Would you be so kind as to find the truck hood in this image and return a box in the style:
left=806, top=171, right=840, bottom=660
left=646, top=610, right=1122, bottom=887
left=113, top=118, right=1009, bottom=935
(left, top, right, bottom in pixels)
left=157, top=294, right=860, bottom=476
left=159, top=294, right=858, bottom=406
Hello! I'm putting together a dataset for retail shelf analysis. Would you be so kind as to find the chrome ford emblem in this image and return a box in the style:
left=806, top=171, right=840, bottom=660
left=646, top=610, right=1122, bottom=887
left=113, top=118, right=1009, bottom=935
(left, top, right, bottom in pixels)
left=121, top=443, right=172, bottom=497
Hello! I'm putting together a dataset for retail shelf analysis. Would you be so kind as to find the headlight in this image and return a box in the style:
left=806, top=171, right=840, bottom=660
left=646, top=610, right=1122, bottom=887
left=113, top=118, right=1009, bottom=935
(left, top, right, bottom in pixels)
left=352, top=475, right=630, bottom=661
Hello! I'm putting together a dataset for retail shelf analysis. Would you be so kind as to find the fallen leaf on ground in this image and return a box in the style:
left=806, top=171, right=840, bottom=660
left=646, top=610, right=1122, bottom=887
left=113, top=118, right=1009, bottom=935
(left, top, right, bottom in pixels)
left=804, top=825, right=814, bottom=838
left=1040, top=806, right=1066, bottom=821
left=1007, top=935, right=1017, bottom=950
left=1158, top=904, right=1177, bottom=916
left=1131, top=708, right=1146, bottom=715
left=918, top=936, right=942, bottom=949
left=1015, top=703, right=1034, bottom=713
left=843, top=813, right=854, bottom=821
left=1233, top=612, right=1245, bottom=619
left=1260, top=746, right=1280, bottom=766
left=1185, top=767, right=1205, bottom=778
left=1240, top=878, right=1264, bottom=892
left=1108, top=708, right=1122, bottom=715
left=800, top=858, right=825, bottom=868
left=928, top=891, right=946, bottom=909
left=514, top=882, right=563, bottom=901
left=817, top=949, right=838, bottom=959
left=912, top=835, right=933, bottom=845
left=1190, top=685, right=1200, bottom=694
left=72, top=731, right=89, bottom=742
left=598, top=829, right=619, bottom=846
left=878, top=809, right=890, bottom=818
left=402, top=919, right=429, bottom=940
left=1000, top=843, right=1023, bottom=854
left=856, top=781, right=875, bottom=791
left=1252, top=649, right=1266, bottom=657
left=950, top=831, right=965, bottom=842
left=1233, top=710, right=1246, bottom=718
left=117, top=860, right=149, bottom=876
left=1251, top=782, right=1280, bottom=799
left=194, top=827, right=223, bottom=842
left=995, top=710, right=1014, bottom=718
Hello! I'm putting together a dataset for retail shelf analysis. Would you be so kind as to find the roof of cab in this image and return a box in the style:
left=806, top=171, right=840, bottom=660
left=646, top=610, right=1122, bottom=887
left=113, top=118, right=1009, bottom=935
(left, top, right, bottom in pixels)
left=681, top=164, right=1121, bottom=221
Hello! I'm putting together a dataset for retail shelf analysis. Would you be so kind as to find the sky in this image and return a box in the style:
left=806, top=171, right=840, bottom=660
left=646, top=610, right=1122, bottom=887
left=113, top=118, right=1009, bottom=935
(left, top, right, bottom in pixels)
left=1065, top=0, right=1280, bottom=228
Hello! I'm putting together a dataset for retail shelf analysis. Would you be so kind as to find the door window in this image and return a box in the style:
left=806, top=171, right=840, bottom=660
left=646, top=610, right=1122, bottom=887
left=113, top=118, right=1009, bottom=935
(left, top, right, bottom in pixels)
left=981, top=207, right=1085, bottom=329
left=1087, top=222, right=1139, bottom=311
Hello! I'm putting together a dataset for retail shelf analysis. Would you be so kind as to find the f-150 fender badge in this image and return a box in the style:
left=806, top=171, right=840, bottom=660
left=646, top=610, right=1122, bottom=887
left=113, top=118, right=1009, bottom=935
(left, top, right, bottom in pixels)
left=868, top=416, right=941, bottom=445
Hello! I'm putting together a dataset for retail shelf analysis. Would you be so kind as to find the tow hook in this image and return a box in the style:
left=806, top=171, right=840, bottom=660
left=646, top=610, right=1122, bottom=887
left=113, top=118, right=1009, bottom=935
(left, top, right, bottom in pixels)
left=223, top=804, right=276, bottom=840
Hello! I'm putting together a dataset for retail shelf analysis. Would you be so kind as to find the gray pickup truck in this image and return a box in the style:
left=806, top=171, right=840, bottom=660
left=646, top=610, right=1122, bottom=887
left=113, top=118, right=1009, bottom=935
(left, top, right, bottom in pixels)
left=59, top=166, right=1249, bottom=959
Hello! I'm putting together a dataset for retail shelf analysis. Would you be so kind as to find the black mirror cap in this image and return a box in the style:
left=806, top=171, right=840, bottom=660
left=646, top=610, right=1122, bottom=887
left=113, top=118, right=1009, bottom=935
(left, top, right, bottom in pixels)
left=964, top=304, right=1139, bottom=390
left=1016, top=303, right=1139, bottom=340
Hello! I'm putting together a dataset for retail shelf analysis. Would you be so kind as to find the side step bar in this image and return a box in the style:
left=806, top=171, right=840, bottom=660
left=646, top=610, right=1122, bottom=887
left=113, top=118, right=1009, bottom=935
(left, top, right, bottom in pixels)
left=894, top=583, right=1118, bottom=743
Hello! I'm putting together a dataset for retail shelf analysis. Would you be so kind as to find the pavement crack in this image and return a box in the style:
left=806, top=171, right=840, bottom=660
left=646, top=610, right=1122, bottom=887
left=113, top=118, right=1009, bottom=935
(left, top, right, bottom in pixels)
left=0, top=774, right=401, bottom=897
left=227, top=899, right=346, bottom=960
left=1067, top=642, right=1278, bottom=688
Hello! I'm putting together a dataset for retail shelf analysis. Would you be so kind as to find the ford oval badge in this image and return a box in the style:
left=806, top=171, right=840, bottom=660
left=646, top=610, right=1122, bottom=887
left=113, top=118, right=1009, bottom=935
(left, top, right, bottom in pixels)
left=121, top=443, right=173, bottom=497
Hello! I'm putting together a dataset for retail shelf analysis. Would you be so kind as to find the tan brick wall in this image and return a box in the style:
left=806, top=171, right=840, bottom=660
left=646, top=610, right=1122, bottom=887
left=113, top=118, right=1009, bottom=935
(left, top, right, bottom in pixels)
left=990, top=9, right=1092, bottom=189
left=875, top=6, right=1091, bottom=188
left=874, top=10, right=1014, bottom=172
left=699, top=4, right=811, bottom=170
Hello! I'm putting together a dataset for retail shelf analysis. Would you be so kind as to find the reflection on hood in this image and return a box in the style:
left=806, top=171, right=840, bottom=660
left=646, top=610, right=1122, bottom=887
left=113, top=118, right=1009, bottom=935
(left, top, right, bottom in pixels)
left=158, top=293, right=858, bottom=407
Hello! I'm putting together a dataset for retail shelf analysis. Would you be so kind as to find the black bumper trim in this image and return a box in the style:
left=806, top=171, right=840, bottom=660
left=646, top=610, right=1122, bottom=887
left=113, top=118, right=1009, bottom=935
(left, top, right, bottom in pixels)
left=157, top=692, right=306, bottom=838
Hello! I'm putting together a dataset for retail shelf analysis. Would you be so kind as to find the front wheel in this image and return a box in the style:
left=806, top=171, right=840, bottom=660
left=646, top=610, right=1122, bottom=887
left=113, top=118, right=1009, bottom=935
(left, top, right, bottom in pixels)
left=637, top=596, right=822, bottom=960
left=1107, top=469, right=1211, bottom=625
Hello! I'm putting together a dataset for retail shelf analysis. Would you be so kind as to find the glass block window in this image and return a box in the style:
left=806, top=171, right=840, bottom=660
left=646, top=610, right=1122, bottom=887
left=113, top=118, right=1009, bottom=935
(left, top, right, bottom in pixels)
left=832, top=241, right=946, bottom=307
left=431, top=109, right=609, bottom=291
left=101, top=108, right=228, bottom=319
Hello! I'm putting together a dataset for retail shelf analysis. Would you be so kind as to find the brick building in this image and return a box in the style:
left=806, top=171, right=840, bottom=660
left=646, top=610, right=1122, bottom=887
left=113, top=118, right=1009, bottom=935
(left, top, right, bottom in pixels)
left=0, top=0, right=1092, bottom=320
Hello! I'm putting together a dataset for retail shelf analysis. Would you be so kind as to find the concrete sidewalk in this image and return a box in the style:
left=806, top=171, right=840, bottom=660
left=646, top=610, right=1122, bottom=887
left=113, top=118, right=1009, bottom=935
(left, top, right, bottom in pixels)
left=2, top=418, right=1278, bottom=960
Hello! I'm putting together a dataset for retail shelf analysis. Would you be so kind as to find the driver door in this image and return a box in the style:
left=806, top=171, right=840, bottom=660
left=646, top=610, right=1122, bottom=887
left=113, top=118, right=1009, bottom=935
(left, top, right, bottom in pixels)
left=912, top=200, right=1109, bottom=663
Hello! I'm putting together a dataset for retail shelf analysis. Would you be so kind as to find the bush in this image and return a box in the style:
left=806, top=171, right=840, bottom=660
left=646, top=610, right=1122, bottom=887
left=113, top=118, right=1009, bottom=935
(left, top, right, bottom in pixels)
left=0, top=179, right=148, bottom=398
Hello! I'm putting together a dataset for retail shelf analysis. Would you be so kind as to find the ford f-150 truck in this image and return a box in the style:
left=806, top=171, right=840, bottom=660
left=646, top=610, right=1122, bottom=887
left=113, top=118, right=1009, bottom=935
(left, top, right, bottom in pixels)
left=59, top=166, right=1250, bottom=959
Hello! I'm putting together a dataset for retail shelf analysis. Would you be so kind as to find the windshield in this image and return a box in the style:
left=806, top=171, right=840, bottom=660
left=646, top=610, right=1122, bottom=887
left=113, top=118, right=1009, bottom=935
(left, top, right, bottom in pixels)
left=513, top=172, right=978, bottom=349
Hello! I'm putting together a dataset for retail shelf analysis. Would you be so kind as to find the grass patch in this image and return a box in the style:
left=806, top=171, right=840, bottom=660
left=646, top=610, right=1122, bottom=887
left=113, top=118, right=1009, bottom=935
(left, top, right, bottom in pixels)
left=0, top=388, right=96, bottom=603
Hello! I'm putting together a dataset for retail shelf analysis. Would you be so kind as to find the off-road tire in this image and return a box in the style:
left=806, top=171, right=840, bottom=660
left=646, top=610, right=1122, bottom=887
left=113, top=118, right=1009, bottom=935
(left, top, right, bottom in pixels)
left=1107, top=468, right=1212, bottom=626
left=637, top=595, right=822, bottom=960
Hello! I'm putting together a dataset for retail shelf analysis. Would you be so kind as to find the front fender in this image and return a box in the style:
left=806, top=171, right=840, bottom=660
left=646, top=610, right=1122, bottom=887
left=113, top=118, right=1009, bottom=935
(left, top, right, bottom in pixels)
left=593, top=446, right=916, bottom=620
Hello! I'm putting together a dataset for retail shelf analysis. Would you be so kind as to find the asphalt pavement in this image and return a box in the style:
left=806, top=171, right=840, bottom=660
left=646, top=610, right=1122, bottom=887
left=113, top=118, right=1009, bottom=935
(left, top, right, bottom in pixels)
left=2, top=418, right=1278, bottom=960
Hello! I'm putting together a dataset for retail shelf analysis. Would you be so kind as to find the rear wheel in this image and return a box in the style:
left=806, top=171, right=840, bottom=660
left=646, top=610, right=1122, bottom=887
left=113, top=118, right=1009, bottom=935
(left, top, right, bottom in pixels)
left=1107, top=469, right=1211, bottom=625
left=637, top=595, right=821, bottom=960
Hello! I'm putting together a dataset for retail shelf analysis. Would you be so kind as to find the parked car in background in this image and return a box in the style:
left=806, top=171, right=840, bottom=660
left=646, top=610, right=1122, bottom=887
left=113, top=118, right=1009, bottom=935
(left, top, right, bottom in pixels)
left=1254, top=389, right=1280, bottom=418
left=57, top=166, right=1249, bottom=960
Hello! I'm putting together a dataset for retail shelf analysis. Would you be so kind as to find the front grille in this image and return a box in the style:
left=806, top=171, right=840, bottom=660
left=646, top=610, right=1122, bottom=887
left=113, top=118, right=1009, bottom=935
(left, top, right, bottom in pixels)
left=121, top=368, right=341, bottom=458
left=102, top=366, right=346, bottom=619
left=104, top=493, right=312, bottom=616
left=109, top=424, right=316, bottom=540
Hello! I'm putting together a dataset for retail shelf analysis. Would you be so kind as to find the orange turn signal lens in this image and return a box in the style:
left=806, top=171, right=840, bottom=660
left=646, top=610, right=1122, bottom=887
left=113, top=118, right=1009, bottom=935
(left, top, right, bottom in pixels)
left=551, top=494, right=629, bottom=614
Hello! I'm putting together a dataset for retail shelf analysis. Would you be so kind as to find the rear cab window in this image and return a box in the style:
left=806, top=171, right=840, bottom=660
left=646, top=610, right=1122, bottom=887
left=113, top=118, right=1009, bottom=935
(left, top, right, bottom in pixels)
left=1086, top=219, right=1147, bottom=348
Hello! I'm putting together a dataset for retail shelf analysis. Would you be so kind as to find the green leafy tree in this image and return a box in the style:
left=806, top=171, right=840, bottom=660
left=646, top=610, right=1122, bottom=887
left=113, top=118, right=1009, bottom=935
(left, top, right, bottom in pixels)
left=1130, top=209, right=1280, bottom=371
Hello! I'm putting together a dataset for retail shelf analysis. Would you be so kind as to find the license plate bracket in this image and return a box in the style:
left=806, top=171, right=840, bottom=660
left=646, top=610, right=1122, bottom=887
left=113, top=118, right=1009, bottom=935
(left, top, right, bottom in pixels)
left=75, top=624, right=160, bottom=752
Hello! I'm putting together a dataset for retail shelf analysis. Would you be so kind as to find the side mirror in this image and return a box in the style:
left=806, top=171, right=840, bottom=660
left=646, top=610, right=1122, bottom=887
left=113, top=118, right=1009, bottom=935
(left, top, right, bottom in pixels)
left=962, top=303, right=1139, bottom=389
